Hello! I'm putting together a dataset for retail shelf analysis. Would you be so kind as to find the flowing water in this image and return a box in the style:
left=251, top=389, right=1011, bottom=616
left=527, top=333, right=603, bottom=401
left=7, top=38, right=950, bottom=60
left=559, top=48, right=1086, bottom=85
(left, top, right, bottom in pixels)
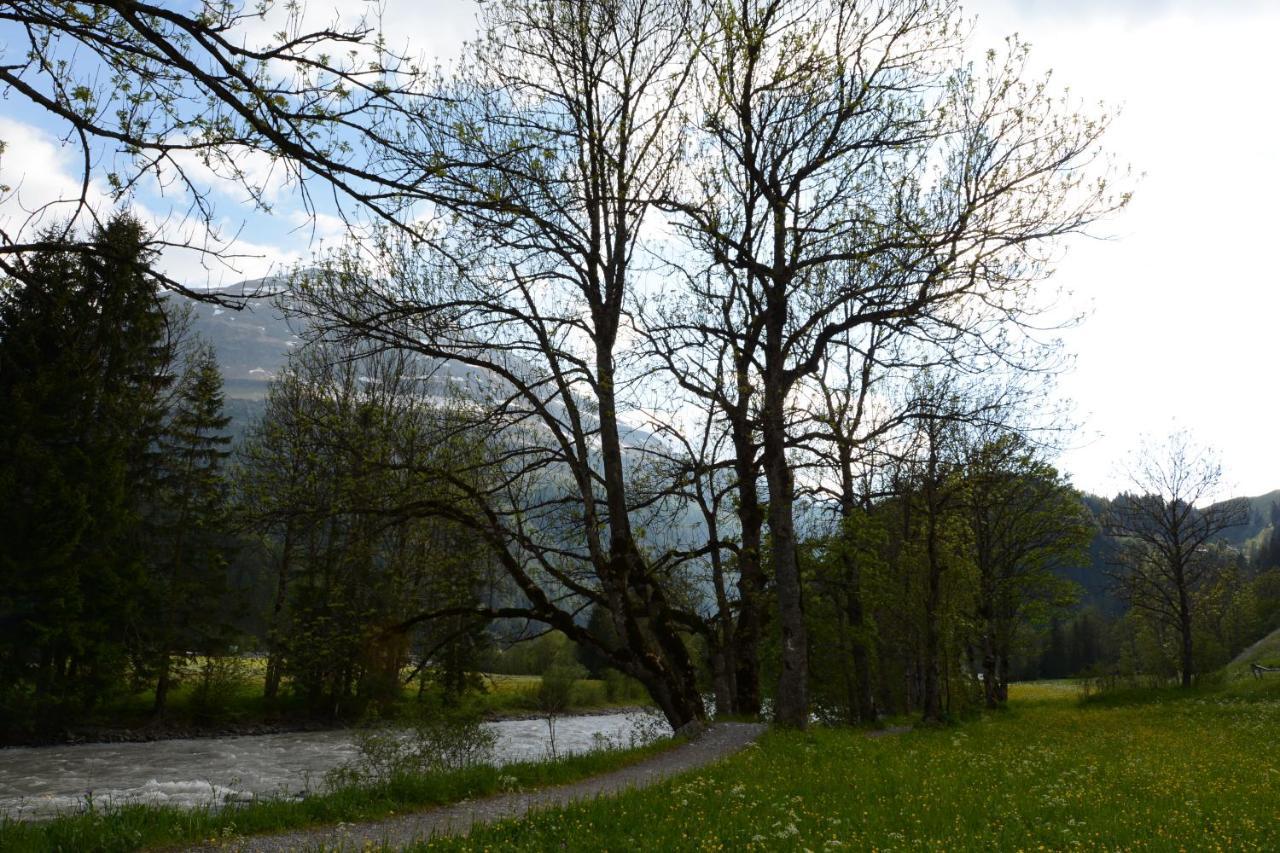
left=0, top=711, right=664, bottom=820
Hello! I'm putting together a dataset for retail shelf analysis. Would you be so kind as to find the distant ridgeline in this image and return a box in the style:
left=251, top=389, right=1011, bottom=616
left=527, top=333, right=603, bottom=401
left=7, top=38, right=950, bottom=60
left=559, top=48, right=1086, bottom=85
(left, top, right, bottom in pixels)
left=168, top=279, right=297, bottom=446
left=183, top=280, right=1280, bottom=577
left=175, top=278, right=711, bottom=559
left=1053, top=491, right=1280, bottom=614
left=182, top=279, right=1280, bottom=630
left=176, top=279, right=668, bottom=454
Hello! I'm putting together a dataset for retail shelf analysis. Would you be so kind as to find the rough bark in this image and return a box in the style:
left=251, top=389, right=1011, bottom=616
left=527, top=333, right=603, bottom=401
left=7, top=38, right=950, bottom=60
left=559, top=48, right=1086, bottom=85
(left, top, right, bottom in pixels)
left=764, top=376, right=807, bottom=728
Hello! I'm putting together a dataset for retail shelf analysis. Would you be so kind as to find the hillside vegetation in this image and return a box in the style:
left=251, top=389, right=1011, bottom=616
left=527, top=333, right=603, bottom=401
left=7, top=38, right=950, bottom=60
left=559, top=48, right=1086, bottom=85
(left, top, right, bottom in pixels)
left=1227, top=626, right=1280, bottom=678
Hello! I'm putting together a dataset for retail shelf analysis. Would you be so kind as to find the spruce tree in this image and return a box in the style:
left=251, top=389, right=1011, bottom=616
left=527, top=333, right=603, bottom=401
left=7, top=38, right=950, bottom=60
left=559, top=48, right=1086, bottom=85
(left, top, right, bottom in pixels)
left=0, top=214, right=173, bottom=724
left=146, top=343, right=233, bottom=715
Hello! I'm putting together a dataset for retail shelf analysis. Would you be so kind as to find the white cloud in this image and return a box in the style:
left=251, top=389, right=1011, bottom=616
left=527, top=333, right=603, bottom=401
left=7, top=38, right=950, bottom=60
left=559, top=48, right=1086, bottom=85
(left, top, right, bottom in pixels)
left=0, top=117, right=301, bottom=290
left=0, top=117, right=114, bottom=237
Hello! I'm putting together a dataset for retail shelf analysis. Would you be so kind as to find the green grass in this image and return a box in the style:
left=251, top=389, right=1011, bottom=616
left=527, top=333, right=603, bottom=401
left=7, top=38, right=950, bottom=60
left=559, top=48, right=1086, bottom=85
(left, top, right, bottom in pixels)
left=417, top=678, right=1280, bottom=851
left=469, top=673, right=647, bottom=715
left=0, top=738, right=678, bottom=853
left=1226, top=625, right=1280, bottom=679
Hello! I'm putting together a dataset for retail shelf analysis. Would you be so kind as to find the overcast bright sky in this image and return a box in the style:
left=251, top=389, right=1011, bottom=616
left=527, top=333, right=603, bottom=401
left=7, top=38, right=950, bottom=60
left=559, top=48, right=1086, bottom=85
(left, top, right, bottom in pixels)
left=967, top=0, right=1280, bottom=498
left=1, top=0, right=1276, bottom=498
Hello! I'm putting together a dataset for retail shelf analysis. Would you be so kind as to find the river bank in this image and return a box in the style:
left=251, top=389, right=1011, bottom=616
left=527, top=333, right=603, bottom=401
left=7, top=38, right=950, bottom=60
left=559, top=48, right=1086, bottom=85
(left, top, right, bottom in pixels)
left=1, top=703, right=651, bottom=750
left=1, top=669, right=651, bottom=748
left=0, top=710, right=665, bottom=822
left=0, top=727, right=683, bottom=852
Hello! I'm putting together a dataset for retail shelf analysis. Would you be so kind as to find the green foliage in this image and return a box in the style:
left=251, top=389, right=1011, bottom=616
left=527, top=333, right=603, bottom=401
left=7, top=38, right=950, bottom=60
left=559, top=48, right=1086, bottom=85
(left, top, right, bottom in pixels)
left=188, top=655, right=256, bottom=722
left=483, top=632, right=577, bottom=677
left=602, top=670, right=648, bottom=704
left=327, top=706, right=498, bottom=787
left=0, top=214, right=177, bottom=733
left=797, top=428, right=1095, bottom=721
left=801, top=509, right=889, bottom=723
left=1035, top=610, right=1107, bottom=679
left=538, top=659, right=588, bottom=716
left=963, top=435, right=1091, bottom=704
left=236, top=342, right=496, bottom=718
left=143, top=341, right=235, bottom=715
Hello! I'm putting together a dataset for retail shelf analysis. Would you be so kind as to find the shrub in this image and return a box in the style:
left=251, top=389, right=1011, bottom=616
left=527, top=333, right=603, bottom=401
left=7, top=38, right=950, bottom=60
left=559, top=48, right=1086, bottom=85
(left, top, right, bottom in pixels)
left=190, top=656, right=254, bottom=721
left=602, top=670, right=647, bottom=703
left=538, top=661, right=587, bottom=716
left=326, top=707, right=496, bottom=788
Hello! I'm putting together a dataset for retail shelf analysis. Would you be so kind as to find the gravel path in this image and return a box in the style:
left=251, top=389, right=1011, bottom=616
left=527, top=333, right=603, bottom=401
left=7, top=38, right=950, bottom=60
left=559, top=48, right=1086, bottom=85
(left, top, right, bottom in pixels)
left=202, top=722, right=766, bottom=852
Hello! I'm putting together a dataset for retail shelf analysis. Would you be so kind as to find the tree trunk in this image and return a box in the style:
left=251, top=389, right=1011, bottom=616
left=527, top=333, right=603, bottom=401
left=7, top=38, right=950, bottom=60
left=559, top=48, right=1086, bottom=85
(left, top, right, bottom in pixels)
left=921, top=506, right=944, bottom=723
left=710, top=642, right=735, bottom=718
left=732, top=423, right=765, bottom=716
left=843, top=558, right=877, bottom=722
left=763, top=381, right=807, bottom=728
left=153, top=654, right=171, bottom=717
left=1179, top=587, right=1195, bottom=688
left=630, top=657, right=704, bottom=731
left=996, top=652, right=1010, bottom=703
left=263, top=521, right=295, bottom=701
left=732, top=539, right=765, bottom=715
left=981, top=636, right=999, bottom=709
left=597, top=345, right=705, bottom=729
left=978, top=590, right=1000, bottom=709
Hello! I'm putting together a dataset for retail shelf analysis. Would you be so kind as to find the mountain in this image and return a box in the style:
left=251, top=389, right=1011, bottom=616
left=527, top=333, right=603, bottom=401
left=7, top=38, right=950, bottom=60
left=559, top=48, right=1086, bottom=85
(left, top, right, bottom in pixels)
left=176, top=279, right=300, bottom=399
left=1057, top=488, right=1280, bottom=617
left=1212, top=490, right=1280, bottom=548
left=172, top=279, right=300, bottom=443
left=178, top=279, right=672, bottom=452
left=181, top=282, right=1279, bottom=582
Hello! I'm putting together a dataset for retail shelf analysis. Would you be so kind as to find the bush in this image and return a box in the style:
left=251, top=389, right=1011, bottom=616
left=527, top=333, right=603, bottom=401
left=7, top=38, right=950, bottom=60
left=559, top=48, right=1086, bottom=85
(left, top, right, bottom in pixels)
left=327, top=707, right=497, bottom=788
left=190, top=656, right=254, bottom=721
left=483, top=632, right=577, bottom=676
left=538, top=661, right=587, bottom=715
left=570, top=679, right=606, bottom=707
left=602, top=669, right=647, bottom=703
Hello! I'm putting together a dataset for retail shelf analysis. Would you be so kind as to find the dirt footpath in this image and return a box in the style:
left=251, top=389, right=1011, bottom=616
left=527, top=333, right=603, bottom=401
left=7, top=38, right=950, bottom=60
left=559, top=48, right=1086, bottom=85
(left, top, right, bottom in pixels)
left=203, top=722, right=767, bottom=852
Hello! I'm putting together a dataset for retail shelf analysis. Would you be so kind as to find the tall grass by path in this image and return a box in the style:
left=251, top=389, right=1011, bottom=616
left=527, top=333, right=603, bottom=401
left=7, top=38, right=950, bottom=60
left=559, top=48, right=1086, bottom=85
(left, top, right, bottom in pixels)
left=419, top=679, right=1280, bottom=851
left=0, top=739, right=677, bottom=853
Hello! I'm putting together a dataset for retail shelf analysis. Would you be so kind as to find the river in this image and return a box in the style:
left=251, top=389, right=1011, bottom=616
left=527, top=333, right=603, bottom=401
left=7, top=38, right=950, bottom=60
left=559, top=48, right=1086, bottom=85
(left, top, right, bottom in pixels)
left=0, top=710, right=664, bottom=820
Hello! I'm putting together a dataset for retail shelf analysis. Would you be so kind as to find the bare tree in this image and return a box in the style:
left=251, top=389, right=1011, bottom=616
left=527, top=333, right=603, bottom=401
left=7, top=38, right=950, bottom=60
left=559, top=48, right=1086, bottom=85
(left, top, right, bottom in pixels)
left=664, top=0, right=1124, bottom=726
left=1104, top=431, right=1247, bottom=688
left=645, top=284, right=770, bottom=716
left=296, top=0, right=712, bottom=730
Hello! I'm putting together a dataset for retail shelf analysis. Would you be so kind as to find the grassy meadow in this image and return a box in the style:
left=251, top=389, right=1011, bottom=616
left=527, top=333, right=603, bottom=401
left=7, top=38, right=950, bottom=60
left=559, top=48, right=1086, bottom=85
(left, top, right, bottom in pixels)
left=10, top=676, right=1280, bottom=851
left=420, top=679, right=1280, bottom=851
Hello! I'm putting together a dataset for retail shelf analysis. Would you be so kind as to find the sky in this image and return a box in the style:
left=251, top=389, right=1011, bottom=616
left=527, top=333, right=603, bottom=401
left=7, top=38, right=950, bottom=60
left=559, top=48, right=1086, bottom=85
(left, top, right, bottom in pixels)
left=966, top=0, right=1280, bottom=498
left=1, top=0, right=1276, bottom=499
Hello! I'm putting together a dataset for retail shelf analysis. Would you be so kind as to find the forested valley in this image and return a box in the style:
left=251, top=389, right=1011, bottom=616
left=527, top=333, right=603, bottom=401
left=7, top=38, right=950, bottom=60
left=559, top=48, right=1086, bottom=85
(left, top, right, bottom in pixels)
left=5, top=233, right=1277, bottom=742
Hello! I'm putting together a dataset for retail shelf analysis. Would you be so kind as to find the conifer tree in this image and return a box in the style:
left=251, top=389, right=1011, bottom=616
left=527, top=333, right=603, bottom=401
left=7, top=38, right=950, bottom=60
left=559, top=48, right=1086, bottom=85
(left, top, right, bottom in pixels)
left=146, top=342, right=233, bottom=715
left=0, top=214, right=173, bottom=721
